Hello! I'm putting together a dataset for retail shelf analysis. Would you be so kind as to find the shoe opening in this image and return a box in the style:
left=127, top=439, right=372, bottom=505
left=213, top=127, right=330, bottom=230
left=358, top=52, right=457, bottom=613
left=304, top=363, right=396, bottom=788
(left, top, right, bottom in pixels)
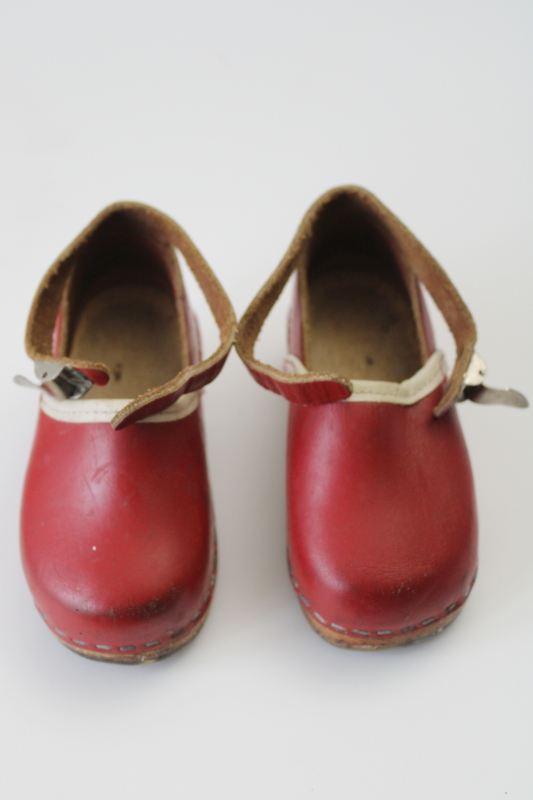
left=60, top=209, right=190, bottom=399
left=300, top=191, right=426, bottom=382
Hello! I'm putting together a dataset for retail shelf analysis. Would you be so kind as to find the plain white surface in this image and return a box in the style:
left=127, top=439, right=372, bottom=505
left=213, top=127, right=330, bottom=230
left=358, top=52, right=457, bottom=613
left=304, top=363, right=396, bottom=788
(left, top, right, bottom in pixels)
left=1, top=2, right=532, bottom=798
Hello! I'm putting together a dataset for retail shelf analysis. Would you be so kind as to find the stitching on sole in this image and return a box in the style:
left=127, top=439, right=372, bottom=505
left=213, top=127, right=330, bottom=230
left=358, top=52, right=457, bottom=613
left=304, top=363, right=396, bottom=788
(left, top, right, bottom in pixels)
left=43, top=567, right=216, bottom=655
left=289, top=570, right=477, bottom=639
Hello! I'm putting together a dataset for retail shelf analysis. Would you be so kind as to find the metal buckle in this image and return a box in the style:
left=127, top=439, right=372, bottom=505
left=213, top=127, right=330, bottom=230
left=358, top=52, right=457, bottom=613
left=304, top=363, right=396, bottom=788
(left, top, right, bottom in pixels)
left=14, top=361, right=93, bottom=400
left=457, top=353, right=528, bottom=408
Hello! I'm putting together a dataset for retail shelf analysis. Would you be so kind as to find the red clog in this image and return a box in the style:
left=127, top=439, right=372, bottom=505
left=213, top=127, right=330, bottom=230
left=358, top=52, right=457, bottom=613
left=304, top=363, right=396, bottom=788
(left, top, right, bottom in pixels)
left=19, top=203, right=236, bottom=662
left=237, top=186, right=527, bottom=649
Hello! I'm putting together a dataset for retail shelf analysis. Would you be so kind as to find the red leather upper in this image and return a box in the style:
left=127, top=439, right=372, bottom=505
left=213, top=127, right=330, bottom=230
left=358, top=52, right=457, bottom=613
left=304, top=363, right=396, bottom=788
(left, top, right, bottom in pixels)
left=247, top=365, right=352, bottom=405
left=20, top=206, right=231, bottom=657
left=287, top=389, right=477, bottom=634
left=21, top=406, right=215, bottom=651
left=286, top=280, right=478, bottom=636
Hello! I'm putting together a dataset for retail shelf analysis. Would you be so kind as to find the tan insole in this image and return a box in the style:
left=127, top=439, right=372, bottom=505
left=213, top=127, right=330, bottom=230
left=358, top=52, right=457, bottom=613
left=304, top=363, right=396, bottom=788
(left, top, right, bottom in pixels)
left=70, top=285, right=183, bottom=399
left=307, top=255, right=422, bottom=382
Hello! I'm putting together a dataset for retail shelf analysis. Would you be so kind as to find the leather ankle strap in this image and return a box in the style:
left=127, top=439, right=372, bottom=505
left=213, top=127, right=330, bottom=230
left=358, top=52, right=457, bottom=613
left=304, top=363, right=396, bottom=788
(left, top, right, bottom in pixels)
left=25, top=202, right=237, bottom=429
left=236, top=186, right=476, bottom=417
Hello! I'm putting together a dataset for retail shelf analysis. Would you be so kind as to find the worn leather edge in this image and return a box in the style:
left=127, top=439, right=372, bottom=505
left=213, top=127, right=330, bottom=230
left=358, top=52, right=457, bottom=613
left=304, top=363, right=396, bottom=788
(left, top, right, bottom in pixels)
left=283, top=350, right=447, bottom=406
left=235, top=186, right=476, bottom=415
left=40, top=388, right=201, bottom=424
left=25, top=202, right=237, bottom=429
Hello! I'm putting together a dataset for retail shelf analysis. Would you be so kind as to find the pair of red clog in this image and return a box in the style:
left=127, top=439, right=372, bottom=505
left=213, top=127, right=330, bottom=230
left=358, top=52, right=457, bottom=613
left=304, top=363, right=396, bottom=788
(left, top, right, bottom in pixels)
left=17, top=188, right=527, bottom=663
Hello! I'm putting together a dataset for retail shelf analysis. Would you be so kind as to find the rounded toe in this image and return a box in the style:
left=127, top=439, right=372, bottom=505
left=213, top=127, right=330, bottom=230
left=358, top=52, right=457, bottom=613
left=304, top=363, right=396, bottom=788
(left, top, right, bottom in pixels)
left=21, top=409, right=215, bottom=656
left=288, top=395, right=478, bottom=640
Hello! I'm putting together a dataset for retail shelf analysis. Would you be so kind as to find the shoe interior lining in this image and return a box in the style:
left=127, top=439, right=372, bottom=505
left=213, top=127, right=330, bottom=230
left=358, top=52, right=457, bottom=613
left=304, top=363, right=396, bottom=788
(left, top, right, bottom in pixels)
left=64, top=212, right=187, bottom=400
left=303, top=195, right=424, bottom=382
left=70, top=285, right=183, bottom=399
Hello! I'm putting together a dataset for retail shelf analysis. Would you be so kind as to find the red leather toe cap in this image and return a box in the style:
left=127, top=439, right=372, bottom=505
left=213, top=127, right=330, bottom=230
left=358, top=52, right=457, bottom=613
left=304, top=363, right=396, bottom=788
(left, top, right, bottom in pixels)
left=21, top=408, right=215, bottom=653
left=287, top=387, right=477, bottom=636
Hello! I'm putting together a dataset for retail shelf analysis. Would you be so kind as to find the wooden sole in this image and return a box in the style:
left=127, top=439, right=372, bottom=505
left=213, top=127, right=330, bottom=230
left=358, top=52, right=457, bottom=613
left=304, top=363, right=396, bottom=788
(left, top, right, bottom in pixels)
left=56, top=612, right=208, bottom=665
left=304, top=605, right=464, bottom=650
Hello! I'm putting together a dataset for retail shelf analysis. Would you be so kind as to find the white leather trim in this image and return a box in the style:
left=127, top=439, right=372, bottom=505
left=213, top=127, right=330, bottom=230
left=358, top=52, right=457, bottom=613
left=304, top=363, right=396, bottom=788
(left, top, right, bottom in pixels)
left=283, top=351, right=447, bottom=406
left=40, top=390, right=200, bottom=424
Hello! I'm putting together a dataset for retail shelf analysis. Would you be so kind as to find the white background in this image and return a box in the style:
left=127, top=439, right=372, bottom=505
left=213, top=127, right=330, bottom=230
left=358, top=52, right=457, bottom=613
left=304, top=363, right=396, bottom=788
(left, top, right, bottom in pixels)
left=0, top=2, right=532, bottom=798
